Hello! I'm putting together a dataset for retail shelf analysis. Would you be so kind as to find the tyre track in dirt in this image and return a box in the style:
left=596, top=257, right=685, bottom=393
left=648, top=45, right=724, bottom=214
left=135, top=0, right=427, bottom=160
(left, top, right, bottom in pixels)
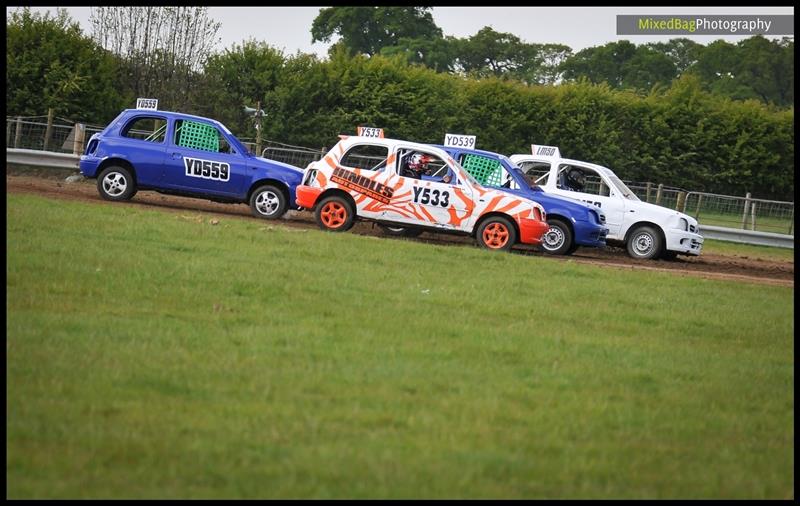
left=7, top=174, right=793, bottom=288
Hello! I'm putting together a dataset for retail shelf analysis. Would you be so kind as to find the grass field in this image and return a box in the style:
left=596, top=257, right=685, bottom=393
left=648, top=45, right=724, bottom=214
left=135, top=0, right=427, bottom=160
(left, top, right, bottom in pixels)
left=6, top=193, right=794, bottom=499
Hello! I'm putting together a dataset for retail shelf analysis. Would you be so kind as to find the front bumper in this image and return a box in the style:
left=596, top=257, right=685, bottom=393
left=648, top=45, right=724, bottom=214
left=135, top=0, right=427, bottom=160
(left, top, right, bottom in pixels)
left=665, top=230, right=704, bottom=256
left=295, top=185, right=322, bottom=209
left=574, top=221, right=608, bottom=248
left=517, top=217, right=550, bottom=246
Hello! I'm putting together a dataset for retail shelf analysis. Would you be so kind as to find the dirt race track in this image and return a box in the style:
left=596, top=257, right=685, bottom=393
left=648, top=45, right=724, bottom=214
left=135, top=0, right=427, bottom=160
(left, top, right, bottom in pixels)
left=7, top=174, right=794, bottom=288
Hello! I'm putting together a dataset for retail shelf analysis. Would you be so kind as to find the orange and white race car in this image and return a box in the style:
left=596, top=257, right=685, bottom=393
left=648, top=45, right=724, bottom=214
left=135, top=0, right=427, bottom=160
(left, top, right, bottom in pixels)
left=295, top=136, right=549, bottom=251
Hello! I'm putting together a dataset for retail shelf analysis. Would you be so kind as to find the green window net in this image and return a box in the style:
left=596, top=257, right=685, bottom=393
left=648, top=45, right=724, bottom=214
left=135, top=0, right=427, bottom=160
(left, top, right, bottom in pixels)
left=461, top=154, right=503, bottom=186
left=176, top=120, right=219, bottom=152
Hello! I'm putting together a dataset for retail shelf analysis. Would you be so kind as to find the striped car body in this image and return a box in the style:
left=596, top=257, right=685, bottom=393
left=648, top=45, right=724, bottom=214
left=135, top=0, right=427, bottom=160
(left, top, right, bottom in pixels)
left=296, top=136, right=549, bottom=247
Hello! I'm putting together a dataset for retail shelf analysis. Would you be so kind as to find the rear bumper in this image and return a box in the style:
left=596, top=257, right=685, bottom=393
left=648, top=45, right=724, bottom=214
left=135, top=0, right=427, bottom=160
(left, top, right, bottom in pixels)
left=295, top=185, right=322, bottom=209
left=517, top=217, right=550, bottom=246
left=79, top=155, right=102, bottom=178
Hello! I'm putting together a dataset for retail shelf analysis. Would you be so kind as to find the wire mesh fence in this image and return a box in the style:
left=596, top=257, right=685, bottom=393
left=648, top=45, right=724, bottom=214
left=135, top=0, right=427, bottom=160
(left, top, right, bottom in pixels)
left=260, top=140, right=326, bottom=168
left=682, top=192, right=794, bottom=235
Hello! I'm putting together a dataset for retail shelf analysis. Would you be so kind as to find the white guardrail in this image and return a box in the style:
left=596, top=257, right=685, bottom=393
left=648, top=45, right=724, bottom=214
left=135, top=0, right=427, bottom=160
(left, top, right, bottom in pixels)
left=7, top=148, right=79, bottom=169
left=698, top=225, right=794, bottom=249
left=6, top=148, right=795, bottom=249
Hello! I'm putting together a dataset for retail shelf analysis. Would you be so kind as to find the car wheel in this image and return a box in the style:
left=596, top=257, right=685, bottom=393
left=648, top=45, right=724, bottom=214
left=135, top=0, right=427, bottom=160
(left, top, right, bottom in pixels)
left=541, top=218, right=573, bottom=255
left=314, top=195, right=356, bottom=232
left=477, top=216, right=517, bottom=252
left=379, top=225, right=423, bottom=238
left=626, top=225, right=663, bottom=260
left=250, top=184, right=288, bottom=219
left=97, top=166, right=137, bottom=201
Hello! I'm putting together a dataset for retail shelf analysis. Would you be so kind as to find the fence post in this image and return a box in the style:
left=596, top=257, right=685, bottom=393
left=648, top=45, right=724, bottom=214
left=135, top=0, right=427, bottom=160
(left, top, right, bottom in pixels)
left=43, top=108, right=54, bottom=151
left=14, top=116, right=22, bottom=148
left=655, top=183, right=663, bottom=205
left=255, top=101, right=262, bottom=157
left=694, top=194, right=703, bottom=220
left=741, top=192, right=751, bottom=229
left=789, top=206, right=794, bottom=236
left=750, top=202, right=757, bottom=231
left=6, top=118, right=11, bottom=147
left=645, top=182, right=652, bottom=203
left=675, top=191, right=686, bottom=212
left=72, top=123, right=86, bottom=155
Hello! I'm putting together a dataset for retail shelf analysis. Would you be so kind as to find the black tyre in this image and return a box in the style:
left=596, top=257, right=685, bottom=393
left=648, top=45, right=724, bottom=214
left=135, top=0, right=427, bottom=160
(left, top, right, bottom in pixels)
left=626, top=225, right=663, bottom=260
left=250, top=184, right=288, bottom=219
left=476, top=216, right=517, bottom=252
left=379, top=225, right=423, bottom=238
left=314, top=195, right=356, bottom=232
left=541, top=218, right=573, bottom=255
left=97, top=165, right=137, bottom=201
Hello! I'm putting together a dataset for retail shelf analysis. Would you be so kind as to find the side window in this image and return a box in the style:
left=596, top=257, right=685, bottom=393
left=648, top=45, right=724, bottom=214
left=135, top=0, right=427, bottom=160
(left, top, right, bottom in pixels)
left=558, top=164, right=608, bottom=196
left=398, top=149, right=456, bottom=185
left=517, top=161, right=551, bottom=185
left=121, top=116, right=167, bottom=143
left=173, top=119, right=232, bottom=154
left=340, top=144, right=389, bottom=171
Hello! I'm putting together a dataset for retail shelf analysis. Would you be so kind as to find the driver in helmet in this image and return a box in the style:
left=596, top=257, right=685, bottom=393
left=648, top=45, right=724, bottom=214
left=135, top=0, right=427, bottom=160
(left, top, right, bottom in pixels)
left=564, top=167, right=586, bottom=192
left=401, top=152, right=433, bottom=180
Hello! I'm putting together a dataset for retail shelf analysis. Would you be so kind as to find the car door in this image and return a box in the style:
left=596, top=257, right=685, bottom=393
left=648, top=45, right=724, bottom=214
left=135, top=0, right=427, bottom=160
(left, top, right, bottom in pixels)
left=161, top=118, right=248, bottom=197
left=393, top=148, right=473, bottom=231
left=116, top=114, right=168, bottom=186
left=549, top=163, right=626, bottom=237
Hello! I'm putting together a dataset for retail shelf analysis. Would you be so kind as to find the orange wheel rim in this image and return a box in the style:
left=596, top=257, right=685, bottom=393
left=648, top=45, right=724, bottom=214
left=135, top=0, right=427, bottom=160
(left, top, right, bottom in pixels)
left=321, top=202, right=347, bottom=228
left=483, top=222, right=509, bottom=249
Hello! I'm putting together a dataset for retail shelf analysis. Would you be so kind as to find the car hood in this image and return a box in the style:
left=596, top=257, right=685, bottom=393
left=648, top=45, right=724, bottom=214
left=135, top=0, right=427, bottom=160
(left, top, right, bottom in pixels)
left=633, top=200, right=695, bottom=222
left=250, top=156, right=304, bottom=174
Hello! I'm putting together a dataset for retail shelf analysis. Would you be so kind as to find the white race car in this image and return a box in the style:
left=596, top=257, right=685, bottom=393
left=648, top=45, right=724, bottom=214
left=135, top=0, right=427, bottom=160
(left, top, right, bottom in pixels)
left=510, top=146, right=704, bottom=260
left=296, top=136, right=550, bottom=252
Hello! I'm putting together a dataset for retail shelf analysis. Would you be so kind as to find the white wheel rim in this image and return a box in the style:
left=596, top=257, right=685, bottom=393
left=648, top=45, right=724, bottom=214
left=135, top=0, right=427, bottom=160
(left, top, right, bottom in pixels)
left=102, top=172, right=127, bottom=196
left=542, top=226, right=565, bottom=250
left=633, top=232, right=655, bottom=256
left=256, top=190, right=280, bottom=216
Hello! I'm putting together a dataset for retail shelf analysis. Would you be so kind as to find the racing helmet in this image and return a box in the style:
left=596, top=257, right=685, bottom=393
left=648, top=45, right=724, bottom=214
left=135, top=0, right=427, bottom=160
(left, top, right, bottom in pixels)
left=567, top=167, right=585, bottom=189
left=407, top=152, right=432, bottom=172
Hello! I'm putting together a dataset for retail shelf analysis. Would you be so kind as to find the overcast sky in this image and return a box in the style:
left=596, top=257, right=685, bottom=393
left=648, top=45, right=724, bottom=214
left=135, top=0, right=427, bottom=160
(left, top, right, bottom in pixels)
left=7, top=6, right=794, bottom=57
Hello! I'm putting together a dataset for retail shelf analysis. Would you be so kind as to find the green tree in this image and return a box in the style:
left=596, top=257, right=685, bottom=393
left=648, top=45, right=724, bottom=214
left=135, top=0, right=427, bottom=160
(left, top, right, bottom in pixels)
left=311, top=6, right=442, bottom=57
left=560, top=40, right=676, bottom=90
left=6, top=7, right=124, bottom=122
left=198, top=40, right=288, bottom=140
left=379, top=35, right=460, bottom=73
left=645, top=38, right=703, bottom=74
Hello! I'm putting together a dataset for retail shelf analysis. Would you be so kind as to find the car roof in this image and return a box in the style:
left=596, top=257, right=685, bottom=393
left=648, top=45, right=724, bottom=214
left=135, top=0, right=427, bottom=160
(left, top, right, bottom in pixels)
left=121, top=108, right=225, bottom=127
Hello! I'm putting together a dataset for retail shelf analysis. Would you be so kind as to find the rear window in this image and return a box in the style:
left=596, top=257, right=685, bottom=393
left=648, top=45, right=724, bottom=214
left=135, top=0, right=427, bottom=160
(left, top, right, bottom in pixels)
left=340, top=144, right=389, bottom=171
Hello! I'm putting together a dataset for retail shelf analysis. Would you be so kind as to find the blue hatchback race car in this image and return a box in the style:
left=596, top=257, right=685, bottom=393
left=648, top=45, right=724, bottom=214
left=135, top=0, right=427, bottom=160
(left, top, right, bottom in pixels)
left=433, top=145, right=608, bottom=255
left=80, top=109, right=303, bottom=219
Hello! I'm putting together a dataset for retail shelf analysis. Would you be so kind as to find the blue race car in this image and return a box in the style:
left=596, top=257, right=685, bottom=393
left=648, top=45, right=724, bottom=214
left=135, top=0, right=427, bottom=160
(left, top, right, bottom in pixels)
left=80, top=109, right=303, bottom=219
left=432, top=145, right=608, bottom=255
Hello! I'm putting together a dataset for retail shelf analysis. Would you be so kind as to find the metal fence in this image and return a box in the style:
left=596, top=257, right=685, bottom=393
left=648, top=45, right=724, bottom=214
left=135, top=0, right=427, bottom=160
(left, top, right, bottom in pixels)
left=260, top=141, right=326, bottom=168
left=6, top=116, right=104, bottom=154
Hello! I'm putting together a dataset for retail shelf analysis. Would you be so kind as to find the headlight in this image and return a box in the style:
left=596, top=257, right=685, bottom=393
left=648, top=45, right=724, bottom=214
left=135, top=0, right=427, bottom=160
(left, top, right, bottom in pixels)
left=678, top=217, right=688, bottom=231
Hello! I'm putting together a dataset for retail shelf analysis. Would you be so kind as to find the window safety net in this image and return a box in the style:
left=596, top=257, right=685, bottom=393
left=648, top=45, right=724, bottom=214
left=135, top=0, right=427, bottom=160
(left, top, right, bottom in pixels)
left=177, top=121, right=219, bottom=152
left=461, top=154, right=503, bottom=186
